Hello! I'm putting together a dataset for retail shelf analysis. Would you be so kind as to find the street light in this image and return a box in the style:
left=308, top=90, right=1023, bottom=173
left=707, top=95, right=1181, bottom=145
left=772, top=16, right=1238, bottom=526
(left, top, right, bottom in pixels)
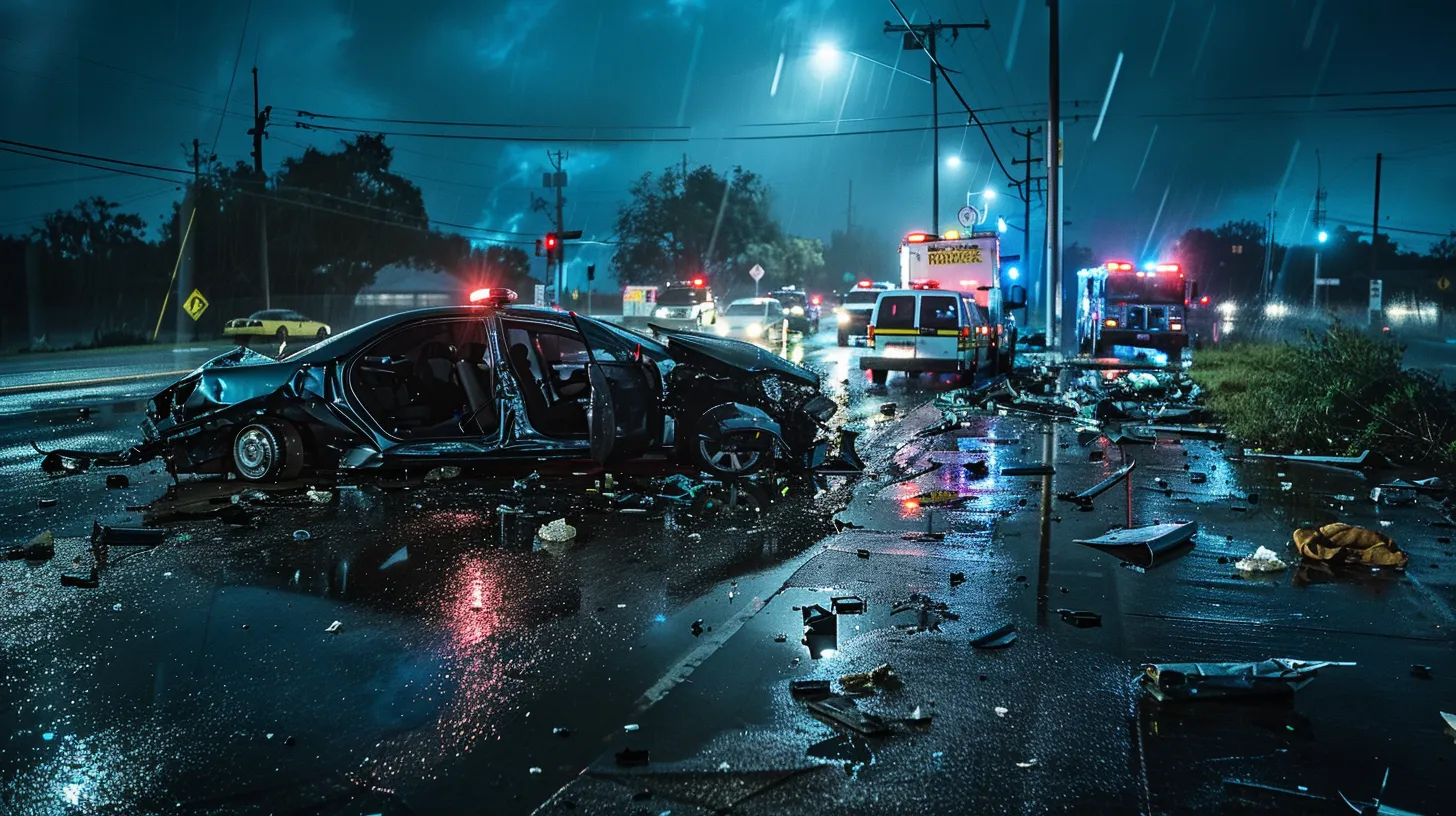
left=1317, top=230, right=1329, bottom=243
left=982, top=188, right=996, bottom=201
left=946, top=155, right=962, bottom=169
left=997, top=216, right=1008, bottom=233
left=1007, top=266, right=1020, bottom=280
left=812, top=43, right=843, bottom=77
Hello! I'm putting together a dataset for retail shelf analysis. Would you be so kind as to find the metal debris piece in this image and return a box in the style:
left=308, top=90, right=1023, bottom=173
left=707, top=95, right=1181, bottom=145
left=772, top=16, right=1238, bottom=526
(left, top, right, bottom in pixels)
left=60, top=570, right=99, bottom=588
left=1189, top=472, right=1208, bottom=484
left=1059, top=462, right=1136, bottom=504
left=1055, top=609, right=1102, bottom=628
left=424, top=466, right=461, bottom=481
left=1074, top=521, right=1196, bottom=566
left=856, top=548, right=870, bottom=559
left=292, top=529, right=312, bottom=541
left=105, top=474, right=129, bottom=489
left=1371, top=483, right=1419, bottom=506
left=324, top=621, right=343, bottom=634
left=839, top=663, right=899, bottom=693
left=807, top=695, right=891, bottom=736
left=963, top=460, right=990, bottom=478
left=807, top=734, right=874, bottom=763
left=1139, top=658, right=1355, bottom=701
left=949, top=572, right=965, bottom=585
left=1241, top=449, right=1376, bottom=469
left=91, top=521, right=164, bottom=546
left=789, top=679, right=832, bottom=699
left=831, top=596, right=865, bottom=615
left=891, top=593, right=958, bottom=633
left=37, top=498, right=58, bottom=508
left=690, top=619, right=704, bottom=636
left=970, top=622, right=1017, bottom=649
left=880, top=402, right=897, bottom=417
left=537, top=518, right=577, bottom=543
left=306, top=489, right=335, bottom=504
left=803, top=604, right=837, bottom=638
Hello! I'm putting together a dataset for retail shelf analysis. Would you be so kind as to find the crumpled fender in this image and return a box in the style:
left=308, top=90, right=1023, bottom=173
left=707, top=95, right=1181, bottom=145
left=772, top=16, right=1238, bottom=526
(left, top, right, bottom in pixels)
left=697, top=402, right=784, bottom=448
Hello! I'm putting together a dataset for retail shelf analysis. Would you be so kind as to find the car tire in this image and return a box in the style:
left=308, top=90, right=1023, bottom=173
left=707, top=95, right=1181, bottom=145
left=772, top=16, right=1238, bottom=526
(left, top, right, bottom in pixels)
left=275, top=327, right=289, bottom=343
left=232, top=421, right=305, bottom=483
left=696, top=431, right=766, bottom=477
left=837, top=328, right=849, bottom=347
left=316, top=327, right=329, bottom=340
left=869, top=369, right=887, bottom=385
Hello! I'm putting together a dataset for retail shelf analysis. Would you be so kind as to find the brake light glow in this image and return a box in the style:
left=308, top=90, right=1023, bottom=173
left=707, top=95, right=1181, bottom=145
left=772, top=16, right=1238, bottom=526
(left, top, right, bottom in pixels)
left=905, top=232, right=935, bottom=243
left=1155, top=263, right=1180, bottom=273
left=1170, top=322, right=1184, bottom=331
left=959, top=325, right=970, bottom=339
left=1199, top=295, right=1210, bottom=305
left=867, top=325, right=875, bottom=342
left=692, top=277, right=704, bottom=287
left=1106, top=261, right=1134, bottom=272
left=810, top=295, right=822, bottom=305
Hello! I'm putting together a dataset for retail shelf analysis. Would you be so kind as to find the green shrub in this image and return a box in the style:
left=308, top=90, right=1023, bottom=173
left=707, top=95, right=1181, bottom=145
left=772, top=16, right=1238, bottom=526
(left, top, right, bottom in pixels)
left=1190, top=326, right=1456, bottom=467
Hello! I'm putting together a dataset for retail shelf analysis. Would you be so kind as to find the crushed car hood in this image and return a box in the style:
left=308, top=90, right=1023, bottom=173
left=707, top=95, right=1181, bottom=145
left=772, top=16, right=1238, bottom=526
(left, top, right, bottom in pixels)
left=650, top=326, right=818, bottom=386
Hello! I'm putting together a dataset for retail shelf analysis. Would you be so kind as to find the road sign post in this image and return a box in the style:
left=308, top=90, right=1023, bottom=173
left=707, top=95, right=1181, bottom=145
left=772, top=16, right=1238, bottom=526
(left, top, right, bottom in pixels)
left=182, top=289, right=209, bottom=322
left=749, top=263, right=765, bottom=297
left=1368, top=279, right=1383, bottom=327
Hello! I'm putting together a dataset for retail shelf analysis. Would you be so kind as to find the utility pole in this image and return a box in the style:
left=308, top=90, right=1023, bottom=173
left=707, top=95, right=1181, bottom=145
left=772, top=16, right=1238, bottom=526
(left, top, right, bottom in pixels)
left=1045, top=0, right=1063, bottom=356
left=249, top=66, right=273, bottom=309
left=1311, top=150, right=1327, bottom=310
left=1260, top=210, right=1276, bottom=299
left=547, top=150, right=569, bottom=302
left=1011, top=126, right=1043, bottom=315
left=846, top=178, right=853, bottom=234
left=884, top=17, right=990, bottom=232
left=1370, top=152, right=1383, bottom=281
left=176, top=138, right=210, bottom=343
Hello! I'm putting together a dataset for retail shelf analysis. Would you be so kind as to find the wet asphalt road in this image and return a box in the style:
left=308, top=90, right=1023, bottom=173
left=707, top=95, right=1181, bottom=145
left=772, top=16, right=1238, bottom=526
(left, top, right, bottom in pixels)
left=3, top=331, right=1456, bottom=815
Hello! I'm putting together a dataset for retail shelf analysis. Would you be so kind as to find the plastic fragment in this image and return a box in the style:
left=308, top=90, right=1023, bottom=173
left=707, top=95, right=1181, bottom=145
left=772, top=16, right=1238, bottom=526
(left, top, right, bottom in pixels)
left=325, top=620, right=342, bottom=633
left=1235, top=546, right=1288, bottom=572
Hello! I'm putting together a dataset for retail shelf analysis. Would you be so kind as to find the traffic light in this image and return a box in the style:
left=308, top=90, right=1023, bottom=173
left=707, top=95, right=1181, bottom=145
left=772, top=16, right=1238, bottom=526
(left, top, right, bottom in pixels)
left=587, top=264, right=596, bottom=282
left=535, top=239, right=543, bottom=257
left=544, top=233, right=558, bottom=263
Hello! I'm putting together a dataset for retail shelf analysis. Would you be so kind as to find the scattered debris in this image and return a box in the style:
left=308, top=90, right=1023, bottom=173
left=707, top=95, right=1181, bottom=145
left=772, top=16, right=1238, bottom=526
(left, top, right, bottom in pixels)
left=879, top=403, right=897, bottom=417
left=1293, top=523, right=1408, bottom=567
left=324, top=621, right=343, bottom=634
left=424, top=466, right=461, bottom=481
left=807, top=695, right=891, bottom=736
left=806, top=734, right=873, bottom=764
left=789, top=679, right=832, bottom=699
left=1074, top=521, right=1196, bottom=567
left=37, top=498, right=58, bottom=508
left=41, top=451, right=89, bottom=475
left=1241, top=449, right=1376, bottom=469
left=292, top=530, right=312, bottom=542
left=104, top=474, right=129, bottom=489
left=60, top=570, right=99, bottom=588
left=1442, top=712, right=1456, bottom=731
left=970, top=622, right=1017, bottom=649
left=839, top=663, right=899, bottom=693
left=690, top=619, right=704, bottom=637
left=1189, top=472, right=1208, bottom=484
left=1411, top=665, right=1433, bottom=680
left=4, top=531, right=54, bottom=561
left=1002, top=464, right=1056, bottom=477
left=832, top=518, right=865, bottom=533
left=1059, top=462, right=1136, bottom=505
left=891, top=594, right=958, bottom=633
left=537, top=519, right=577, bottom=543
left=949, top=572, right=965, bottom=586
left=831, top=596, right=865, bottom=615
left=306, top=489, right=335, bottom=504
left=1371, top=482, right=1419, bottom=506
left=856, top=548, right=870, bottom=559
left=91, top=522, right=164, bottom=547
left=623, top=724, right=640, bottom=733
left=1055, top=609, right=1102, bottom=628
left=1235, top=546, right=1288, bottom=573
left=994, top=706, right=1009, bottom=717
left=905, top=705, right=932, bottom=726
left=553, top=727, right=572, bottom=737
left=1139, top=658, right=1355, bottom=701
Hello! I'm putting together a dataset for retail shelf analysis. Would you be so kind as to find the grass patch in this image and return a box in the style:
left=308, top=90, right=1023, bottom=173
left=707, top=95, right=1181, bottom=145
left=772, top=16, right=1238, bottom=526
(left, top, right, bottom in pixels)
left=1190, top=326, right=1456, bottom=467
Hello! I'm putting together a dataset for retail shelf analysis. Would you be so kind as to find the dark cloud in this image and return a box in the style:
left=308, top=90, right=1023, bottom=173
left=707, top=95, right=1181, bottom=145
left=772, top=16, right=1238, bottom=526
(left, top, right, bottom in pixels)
left=2, top=0, right=1454, bottom=281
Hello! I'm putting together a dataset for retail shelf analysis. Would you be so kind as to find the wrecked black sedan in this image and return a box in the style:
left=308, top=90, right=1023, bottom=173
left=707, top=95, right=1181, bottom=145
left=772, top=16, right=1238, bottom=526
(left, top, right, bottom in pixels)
left=39, top=290, right=859, bottom=482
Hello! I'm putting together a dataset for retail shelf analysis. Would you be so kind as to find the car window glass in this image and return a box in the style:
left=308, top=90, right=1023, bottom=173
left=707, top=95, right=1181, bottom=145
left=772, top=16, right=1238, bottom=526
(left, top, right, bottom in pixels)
left=876, top=295, right=916, bottom=330
left=766, top=301, right=782, bottom=315
left=919, top=295, right=960, bottom=331
left=657, top=288, right=706, bottom=306
left=349, top=318, right=487, bottom=438
left=844, top=290, right=880, bottom=305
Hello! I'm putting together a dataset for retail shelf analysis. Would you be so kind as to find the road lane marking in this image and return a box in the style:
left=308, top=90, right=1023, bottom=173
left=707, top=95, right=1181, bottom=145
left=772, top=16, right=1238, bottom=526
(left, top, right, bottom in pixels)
left=0, top=369, right=191, bottom=397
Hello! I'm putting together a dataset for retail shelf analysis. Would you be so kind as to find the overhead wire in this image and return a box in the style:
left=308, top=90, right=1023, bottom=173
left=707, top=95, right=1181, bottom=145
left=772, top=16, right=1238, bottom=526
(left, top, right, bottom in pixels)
left=209, top=0, right=252, bottom=159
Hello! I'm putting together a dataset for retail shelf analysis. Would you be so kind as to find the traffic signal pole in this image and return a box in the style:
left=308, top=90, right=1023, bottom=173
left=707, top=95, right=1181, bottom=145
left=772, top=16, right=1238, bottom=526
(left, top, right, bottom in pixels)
left=548, top=150, right=568, bottom=303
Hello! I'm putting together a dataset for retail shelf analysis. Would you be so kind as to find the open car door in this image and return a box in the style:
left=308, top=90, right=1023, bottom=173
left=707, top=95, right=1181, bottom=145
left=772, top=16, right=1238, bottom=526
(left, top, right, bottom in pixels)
left=570, top=315, right=665, bottom=464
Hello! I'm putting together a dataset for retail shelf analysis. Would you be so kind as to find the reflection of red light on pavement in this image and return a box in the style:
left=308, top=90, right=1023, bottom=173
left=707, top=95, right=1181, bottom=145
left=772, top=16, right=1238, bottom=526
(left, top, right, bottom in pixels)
left=471, top=582, right=484, bottom=610
left=904, top=499, right=920, bottom=510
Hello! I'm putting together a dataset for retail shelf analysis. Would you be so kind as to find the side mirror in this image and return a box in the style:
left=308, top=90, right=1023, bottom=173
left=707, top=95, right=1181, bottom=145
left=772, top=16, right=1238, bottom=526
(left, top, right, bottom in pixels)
left=1005, top=284, right=1028, bottom=310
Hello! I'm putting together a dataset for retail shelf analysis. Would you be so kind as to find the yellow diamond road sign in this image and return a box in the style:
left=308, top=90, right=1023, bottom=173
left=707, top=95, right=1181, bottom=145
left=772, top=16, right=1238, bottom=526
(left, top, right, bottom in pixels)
left=182, top=289, right=209, bottom=321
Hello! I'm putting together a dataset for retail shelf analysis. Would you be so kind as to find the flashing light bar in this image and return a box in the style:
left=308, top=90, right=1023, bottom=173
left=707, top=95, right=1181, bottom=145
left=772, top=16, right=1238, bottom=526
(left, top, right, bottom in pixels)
left=856, top=279, right=874, bottom=288
left=905, top=232, right=936, bottom=243
left=942, top=229, right=960, bottom=240
left=1154, top=263, right=1180, bottom=273
left=910, top=279, right=941, bottom=290
left=692, top=277, right=705, bottom=287
left=1106, top=261, right=1134, bottom=272
left=810, top=295, right=822, bottom=305
left=469, top=288, right=519, bottom=305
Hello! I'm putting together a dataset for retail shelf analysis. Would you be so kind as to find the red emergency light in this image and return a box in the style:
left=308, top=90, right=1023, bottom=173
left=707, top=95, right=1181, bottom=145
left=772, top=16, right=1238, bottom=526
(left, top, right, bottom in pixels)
left=692, top=277, right=704, bottom=287
left=1199, top=295, right=1210, bottom=305
left=810, top=295, right=822, bottom=305
left=1106, top=261, right=1134, bottom=272
left=856, top=279, right=873, bottom=288
left=905, top=232, right=935, bottom=243
left=911, top=279, right=940, bottom=290
left=469, top=288, right=519, bottom=306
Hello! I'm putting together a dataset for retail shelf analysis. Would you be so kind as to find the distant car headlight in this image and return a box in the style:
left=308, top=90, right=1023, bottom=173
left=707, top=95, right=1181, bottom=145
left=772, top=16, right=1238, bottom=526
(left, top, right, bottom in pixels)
left=1169, top=322, right=1183, bottom=331
left=655, top=307, right=671, bottom=318
left=837, top=312, right=851, bottom=325
left=745, top=323, right=763, bottom=339
left=760, top=376, right=782, bottom=403
left=790, top=306, right=804, bottom=316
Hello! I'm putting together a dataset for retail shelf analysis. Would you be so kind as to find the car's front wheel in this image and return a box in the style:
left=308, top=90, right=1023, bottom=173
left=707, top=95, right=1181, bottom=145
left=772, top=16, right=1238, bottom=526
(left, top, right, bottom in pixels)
left=696, top=431, right=765, bottom=477
left=232, top=421, right=304, bottom=482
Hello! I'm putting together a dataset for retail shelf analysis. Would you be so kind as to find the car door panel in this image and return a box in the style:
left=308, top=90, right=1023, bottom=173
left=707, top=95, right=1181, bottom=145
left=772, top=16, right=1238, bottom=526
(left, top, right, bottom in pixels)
left=571, top=315, right=665, bottom=463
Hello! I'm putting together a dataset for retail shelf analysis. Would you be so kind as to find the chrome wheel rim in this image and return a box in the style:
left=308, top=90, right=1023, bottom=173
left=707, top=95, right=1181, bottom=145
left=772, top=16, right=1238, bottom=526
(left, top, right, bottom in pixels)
left=698, top=435, right=761, bottom=474
left=235, top=427, right=276, bottom=479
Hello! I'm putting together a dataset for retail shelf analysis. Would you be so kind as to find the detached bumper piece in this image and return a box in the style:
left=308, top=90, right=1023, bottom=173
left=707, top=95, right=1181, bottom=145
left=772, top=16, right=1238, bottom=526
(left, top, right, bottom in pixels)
left=1139, top=658, right=1355, bottom=702
left=34, top=440, right=160, bottom=473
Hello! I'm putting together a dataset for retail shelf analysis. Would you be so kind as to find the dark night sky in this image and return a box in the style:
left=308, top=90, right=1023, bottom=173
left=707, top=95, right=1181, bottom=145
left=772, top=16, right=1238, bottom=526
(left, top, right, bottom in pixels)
left=3, top=0, right=1455, bottom=285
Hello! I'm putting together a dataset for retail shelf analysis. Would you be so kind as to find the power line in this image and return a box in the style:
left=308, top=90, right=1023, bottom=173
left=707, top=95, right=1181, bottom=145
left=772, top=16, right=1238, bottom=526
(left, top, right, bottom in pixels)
left=295, top=121, right=691, bottom=144
left=210, top=0, right=252, bottom=159
left=0, top=145, right=188, bottom=186
left=296, top=110, right=686, bottom=131
left=0, top=138, right=193, bottom=177
left=1324, top=216, right=1454, bottom=239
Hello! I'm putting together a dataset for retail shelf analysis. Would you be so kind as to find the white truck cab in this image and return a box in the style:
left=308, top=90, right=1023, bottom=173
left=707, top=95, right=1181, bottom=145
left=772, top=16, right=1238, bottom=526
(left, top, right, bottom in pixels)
left=861, top=283, right=989, bottom=385
left=652, top=278, right=717, bottom=329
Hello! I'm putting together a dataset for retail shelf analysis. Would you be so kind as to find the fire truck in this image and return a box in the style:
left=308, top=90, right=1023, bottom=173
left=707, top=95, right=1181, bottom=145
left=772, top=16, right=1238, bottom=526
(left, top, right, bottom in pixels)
left=896, top=230, right=1024, bottom=372
left=1075, top=261, right=1200, bottom=356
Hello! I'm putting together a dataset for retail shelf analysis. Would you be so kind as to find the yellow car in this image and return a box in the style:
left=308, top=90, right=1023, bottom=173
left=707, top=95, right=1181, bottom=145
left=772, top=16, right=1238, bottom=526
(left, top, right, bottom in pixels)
left=223, top=309, right=331, bottom=345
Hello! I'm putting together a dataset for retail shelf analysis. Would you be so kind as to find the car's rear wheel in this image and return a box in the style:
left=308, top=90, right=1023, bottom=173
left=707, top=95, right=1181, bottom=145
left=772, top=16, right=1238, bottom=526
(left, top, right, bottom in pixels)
left=697, top=431, right=765, bottom=477
left=233, top=421, right=304, bottom=482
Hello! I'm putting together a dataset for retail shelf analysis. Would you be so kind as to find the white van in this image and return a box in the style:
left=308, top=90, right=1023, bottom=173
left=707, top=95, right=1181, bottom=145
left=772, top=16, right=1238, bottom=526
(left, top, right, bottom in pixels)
left=861, top=287, right=991, bottom=385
